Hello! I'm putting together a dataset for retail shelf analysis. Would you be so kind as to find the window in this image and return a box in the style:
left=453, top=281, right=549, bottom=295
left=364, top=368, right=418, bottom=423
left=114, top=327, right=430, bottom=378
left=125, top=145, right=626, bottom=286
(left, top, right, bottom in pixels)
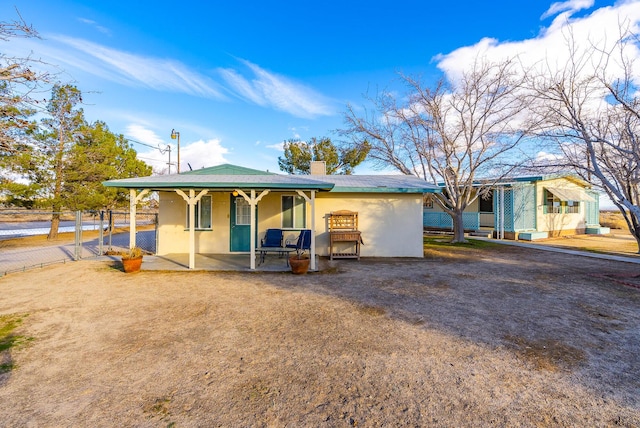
left=423, top=194, right=433, bottom=209
left=565, top=200, right=580, bottom=214
left=186, top=195, right=212, bottom=229
left=545, top=190, right=579, bottom=214
left=479, top=191, right=494, bottom=213
left=282, top=195, right=306, bottom=228
left=235, top=197, right=251, bottom=225
left=545, top=190, right=562, bottom=214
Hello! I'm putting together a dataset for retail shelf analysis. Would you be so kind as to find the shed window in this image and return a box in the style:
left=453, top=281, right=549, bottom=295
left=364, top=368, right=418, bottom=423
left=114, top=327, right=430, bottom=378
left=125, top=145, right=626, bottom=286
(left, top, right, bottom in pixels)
left=545, top=190, right=562, bottom=214
left=186, top=195, right=212, bottom=229
left=545, top=190, right=579, bottom=214
left=423, top=194, right=434, bottom=209
left=282, top=195, right=306, bottom=229
left=565, top=200, right=580, bottom=214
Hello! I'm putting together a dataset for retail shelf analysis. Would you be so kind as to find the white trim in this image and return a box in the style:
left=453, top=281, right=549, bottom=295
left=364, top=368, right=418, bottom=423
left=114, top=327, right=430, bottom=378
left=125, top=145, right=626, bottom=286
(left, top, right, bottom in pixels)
left=129, top=189, right=150, bottom=248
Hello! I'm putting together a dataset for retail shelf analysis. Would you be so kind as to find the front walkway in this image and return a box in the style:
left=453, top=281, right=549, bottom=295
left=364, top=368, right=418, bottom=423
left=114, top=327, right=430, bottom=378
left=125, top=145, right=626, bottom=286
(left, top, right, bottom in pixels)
left=472, top=236, right=640, bottom=265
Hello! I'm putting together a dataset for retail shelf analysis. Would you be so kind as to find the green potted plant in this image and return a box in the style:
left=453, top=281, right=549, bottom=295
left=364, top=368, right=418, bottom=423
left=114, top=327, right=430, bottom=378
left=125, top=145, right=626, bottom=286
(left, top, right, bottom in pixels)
left=121, top=246, right=143, bottom=273
left=289, top=248, right=310, bottom=274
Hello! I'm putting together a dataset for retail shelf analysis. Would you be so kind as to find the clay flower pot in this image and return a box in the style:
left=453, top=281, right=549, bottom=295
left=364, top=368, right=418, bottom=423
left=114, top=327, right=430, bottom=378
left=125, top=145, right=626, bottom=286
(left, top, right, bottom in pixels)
left=121, top=247, right=143, bottom=273
left=122, top=256, right=143, bottom=273
left=289, top=255, right=310, bottom=274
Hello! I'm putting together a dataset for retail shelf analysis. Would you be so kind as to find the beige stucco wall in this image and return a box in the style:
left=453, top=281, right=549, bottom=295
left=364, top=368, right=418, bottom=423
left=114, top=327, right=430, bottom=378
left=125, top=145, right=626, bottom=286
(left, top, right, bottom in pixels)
left=535, top=178, right=587, bottom=234
left=157, top=191, right=231, bottom=255
left=314, top=193, right=424, bottom=257
left=157, top=190, right=425, bottom=257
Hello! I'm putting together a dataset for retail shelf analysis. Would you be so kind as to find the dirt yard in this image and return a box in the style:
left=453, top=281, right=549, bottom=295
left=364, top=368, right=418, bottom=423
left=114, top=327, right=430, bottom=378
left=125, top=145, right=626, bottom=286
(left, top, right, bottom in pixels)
left=0, top=241, right=639, bottom=427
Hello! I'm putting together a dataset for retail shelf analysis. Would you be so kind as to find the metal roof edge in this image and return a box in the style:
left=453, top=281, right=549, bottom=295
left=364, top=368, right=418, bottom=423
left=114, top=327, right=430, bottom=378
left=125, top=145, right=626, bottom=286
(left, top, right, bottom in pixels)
left=330, top=186, right=441, bottom=193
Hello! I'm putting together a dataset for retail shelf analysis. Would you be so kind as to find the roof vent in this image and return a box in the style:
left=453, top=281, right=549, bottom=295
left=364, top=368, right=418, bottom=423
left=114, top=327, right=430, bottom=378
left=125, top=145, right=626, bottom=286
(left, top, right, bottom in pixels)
left=310, top=161, right=326, bottom=175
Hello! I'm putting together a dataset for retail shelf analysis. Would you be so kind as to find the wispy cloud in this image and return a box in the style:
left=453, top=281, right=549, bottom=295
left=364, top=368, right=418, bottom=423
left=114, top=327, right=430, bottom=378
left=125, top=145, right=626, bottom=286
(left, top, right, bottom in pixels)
left=266, top=142, right=285, bottom=151
left=218, top=59, right=336, bottom=118
left=125, top=124, right=165, bottom=146
left=47, top=35, right=226, bottom=99
left=77, top=18, right=111, bottom=36
left=6, top=33, right=335, bottom=118
left=541, top=0, right=594, bottom=19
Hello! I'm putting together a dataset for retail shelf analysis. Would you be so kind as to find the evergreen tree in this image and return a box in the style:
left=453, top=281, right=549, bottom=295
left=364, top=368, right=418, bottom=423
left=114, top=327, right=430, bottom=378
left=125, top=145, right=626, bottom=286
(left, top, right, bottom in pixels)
left=278, top=137, right=369, bottom=175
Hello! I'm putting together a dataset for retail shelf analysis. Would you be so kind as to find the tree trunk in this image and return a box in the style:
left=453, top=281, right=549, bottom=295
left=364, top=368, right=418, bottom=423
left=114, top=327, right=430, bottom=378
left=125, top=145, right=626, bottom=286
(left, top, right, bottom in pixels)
left=632, top=229, right=640, bottom=255
left=451, top=210, right=467, bottom=243
left=630, top=216, right=640, bottom=254
left=48, top=127, right=65, bottom=240
left=48, top=211, right=60, bottom=240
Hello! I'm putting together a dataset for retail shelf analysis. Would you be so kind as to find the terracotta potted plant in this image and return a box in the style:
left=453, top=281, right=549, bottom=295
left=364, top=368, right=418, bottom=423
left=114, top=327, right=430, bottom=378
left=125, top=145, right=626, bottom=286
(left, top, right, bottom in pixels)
left=289, top=249, right=310, bottom=275
left=121, top=246, right=143, bottom=273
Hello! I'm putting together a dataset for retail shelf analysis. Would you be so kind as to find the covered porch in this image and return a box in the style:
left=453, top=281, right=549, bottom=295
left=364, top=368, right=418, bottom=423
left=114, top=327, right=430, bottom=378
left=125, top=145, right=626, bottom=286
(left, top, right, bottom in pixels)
left=103, top=164, right=334, bottom=271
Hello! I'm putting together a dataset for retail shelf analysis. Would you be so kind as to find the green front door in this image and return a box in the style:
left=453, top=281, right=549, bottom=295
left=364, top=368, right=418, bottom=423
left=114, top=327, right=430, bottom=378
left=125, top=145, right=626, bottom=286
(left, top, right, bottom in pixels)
left=230, top=195, right=252, bottom=252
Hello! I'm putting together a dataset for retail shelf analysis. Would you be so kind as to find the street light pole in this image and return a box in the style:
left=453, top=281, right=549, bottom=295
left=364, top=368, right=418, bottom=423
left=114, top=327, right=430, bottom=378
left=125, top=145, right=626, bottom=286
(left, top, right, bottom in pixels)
left=171, top=128, right=181, bottom=173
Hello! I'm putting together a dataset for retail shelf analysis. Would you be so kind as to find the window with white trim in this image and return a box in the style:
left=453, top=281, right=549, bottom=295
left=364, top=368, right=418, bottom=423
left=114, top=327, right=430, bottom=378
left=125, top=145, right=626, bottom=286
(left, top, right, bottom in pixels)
left=235, top=197, right=251, bottom=225
left=186, top=195, right=212, bottom=229
left=282, top=195, right=306, bottom=229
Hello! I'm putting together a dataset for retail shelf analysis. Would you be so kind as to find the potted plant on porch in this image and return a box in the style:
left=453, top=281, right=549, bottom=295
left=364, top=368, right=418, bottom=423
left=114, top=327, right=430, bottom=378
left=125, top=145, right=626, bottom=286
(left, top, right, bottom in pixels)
left=289, top=248, right=310, bottom=275
left=121, top=246, right=144, bottom=273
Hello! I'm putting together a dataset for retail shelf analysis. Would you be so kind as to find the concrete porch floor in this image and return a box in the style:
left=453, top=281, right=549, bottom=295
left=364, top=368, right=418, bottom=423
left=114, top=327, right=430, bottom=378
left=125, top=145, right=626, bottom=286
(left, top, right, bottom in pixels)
left=139, top=253, right=320, bottom=272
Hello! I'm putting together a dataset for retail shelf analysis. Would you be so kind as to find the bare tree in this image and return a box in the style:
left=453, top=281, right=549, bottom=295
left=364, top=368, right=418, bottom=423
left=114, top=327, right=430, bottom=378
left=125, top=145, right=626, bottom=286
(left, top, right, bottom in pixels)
left=342, top=58, right=534, bottom=242
left=527, top=28, right=640, bottom=251
left=0, top=10, right=49, bottom=156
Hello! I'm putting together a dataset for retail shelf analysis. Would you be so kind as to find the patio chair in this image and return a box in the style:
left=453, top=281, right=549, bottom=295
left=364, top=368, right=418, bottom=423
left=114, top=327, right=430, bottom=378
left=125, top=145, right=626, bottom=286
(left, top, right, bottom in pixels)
left=261, top=228, right=283, bottom=248
left=286, top=229, right=311, bottom=255
left=257, top=229, right=285, bottom=265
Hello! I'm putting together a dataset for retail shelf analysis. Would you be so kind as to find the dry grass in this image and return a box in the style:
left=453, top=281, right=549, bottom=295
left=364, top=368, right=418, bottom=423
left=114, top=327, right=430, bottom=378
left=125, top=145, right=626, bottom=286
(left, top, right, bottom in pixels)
left=0, top=243, right=638, bottom=426
left=600, top=210, right=629, bottom=230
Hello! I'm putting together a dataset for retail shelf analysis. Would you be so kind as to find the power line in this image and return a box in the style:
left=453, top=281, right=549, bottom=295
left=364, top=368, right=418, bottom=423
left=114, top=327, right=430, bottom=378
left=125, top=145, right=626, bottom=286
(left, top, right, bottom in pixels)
left=124, top=137, right=175, bottom=173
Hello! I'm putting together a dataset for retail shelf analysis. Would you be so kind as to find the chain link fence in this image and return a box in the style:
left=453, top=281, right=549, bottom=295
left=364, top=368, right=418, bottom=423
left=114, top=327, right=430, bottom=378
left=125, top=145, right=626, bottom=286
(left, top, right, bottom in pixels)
left=0, top=209, right=157, bottom=276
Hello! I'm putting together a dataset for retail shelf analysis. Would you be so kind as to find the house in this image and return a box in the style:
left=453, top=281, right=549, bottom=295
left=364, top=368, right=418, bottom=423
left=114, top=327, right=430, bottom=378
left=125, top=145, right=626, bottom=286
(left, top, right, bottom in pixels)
left=422, top=174, right=610, bottom=240
left=103, top=163, right=440, bottom=270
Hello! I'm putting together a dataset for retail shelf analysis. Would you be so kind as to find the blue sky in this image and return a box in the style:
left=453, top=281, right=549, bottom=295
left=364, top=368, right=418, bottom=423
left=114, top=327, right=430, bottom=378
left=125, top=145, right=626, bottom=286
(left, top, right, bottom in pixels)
left=2, top=0, right=639, bottom=175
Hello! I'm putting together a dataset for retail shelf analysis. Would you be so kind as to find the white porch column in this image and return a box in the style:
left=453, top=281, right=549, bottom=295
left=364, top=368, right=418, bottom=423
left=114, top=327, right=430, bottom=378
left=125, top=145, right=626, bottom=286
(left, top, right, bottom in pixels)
left=296, top=190, right=316, bottom=270
left=175, top=189, right=209, bottom=269
left=235, top=189, right=270, bottom=270
left=499, top=186, right=505, bottom=240
left=129, top=188, right=150, bottom=248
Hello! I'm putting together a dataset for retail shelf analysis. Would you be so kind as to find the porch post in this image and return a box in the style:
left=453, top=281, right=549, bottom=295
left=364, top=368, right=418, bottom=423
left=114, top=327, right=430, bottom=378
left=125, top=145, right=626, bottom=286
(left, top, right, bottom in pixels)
left=129, top=189, right=136, bottom=248
left=235, top=189, right=270, bottom=270
left=499, top=186, right=505, bottom=240
left=250, top=190, right=256, bottom=270
left=188, top=189, right=196, bottom=269
left=175, top=189, right=209, bottom=269
left=129, top=188, right=150, bottom=248
left=310, top=190, right=316, bottom=270
left=296, top=190, right=316, bottom=271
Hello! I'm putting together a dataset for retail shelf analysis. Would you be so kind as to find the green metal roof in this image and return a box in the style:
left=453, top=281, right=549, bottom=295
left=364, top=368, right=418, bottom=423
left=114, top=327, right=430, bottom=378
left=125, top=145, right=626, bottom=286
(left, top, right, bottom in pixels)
left=181, top=164, right=276, bottom=176
left=317, top=175, right=440, bottom=193
left=103, top=173, right=334, bottom=191
left=102, top=164, right=440, bottom=193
